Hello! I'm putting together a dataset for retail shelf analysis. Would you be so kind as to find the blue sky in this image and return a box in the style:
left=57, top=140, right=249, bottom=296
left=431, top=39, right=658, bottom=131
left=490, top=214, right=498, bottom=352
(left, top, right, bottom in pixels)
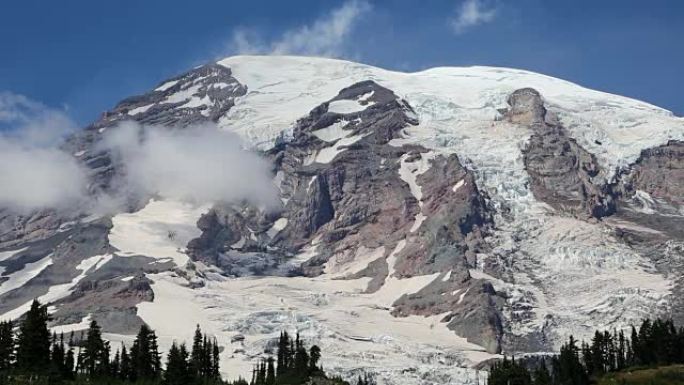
left=1, top=0, right=683, bottom=124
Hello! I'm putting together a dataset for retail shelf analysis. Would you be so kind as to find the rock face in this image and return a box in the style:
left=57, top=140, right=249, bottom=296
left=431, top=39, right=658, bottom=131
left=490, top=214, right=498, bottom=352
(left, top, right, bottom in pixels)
left=65, top=63, right=247, bottom=196
left=620, top=140, right=684, bottom=206
left=610, top=140, right=684, bottom=326
left=188, top=80, right=501, bottom=352
left=0, top=209, right=64, bottom=249
left=507, top=88, right=616, bottom=218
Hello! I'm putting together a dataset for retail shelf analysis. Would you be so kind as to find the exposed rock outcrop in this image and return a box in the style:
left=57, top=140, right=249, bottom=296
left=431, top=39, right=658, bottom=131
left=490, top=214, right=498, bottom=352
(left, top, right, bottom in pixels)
left=187, top=80, right=502, bottom=352
left=506, top=88, right=616, bottom=218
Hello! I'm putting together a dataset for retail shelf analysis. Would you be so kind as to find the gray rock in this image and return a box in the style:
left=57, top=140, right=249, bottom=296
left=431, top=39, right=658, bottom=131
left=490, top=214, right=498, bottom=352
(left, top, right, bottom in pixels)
left=506, top=88, right=616, bottom=218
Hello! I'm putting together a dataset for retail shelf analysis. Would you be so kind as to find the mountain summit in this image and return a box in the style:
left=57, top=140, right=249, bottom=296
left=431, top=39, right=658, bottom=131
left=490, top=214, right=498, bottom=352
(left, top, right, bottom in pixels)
left=1, top=55, right=682, bottom=384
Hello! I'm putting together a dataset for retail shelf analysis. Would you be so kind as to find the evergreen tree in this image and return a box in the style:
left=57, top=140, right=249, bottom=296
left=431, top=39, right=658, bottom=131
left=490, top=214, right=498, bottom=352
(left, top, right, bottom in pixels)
left=629, top=325, right=639, bottom=366
left=266, top=356, right=275, bottom=385
left=0, top=321, right=14, bottom=372
left=111, top=349, right=120, bottom=379
left=64, top=333, right=75, bottom=380
left=532, top=360, right=551, bottom=385
left=119, top=344, right=132, bottom=381
left=130, top=323, right=160, bottom=381
left=488, top=356, right=532, bottom=385
left=15, top=300, right=51, bottom=374
left=49, top=332, right=66, bottom=378
left=553, top=336, right=588, bottom=385
left=309, top=345, right=321, bottom=373
left=164, top=342, right=191, bottom=385
left=191, top=324, right=204, bottom=378
left=616, top=330, right=627, bottom=370
left=149, top=328, right=162, bottom=377
left=81, top=319, right=110, bottom=378
left=293, top=333, right=309, bottom=381
left=212, top=338, right=221, bottom=379
left=276, top=331, right=290, bottom=378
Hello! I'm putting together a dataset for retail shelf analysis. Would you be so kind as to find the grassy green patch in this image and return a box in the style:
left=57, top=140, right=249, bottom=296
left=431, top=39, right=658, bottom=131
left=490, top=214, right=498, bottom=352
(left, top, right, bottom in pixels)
left=598, top=365, right=684, bottom=385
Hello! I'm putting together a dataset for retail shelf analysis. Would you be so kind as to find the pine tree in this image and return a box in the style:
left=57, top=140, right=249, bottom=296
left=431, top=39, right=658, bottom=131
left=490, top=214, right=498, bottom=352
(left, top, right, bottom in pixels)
left=590, top=331, right=605, bottom=375
left=49, top=332, right=66, bottom=378
left=617, top=330, right=627, bottom=370
left=131, top=323, right=160, bottom=381
left=191, top=324, right=204, bottom=378
left=488, top=356, right=532, bottom=385
left=81, top=319, right=109, bottom=378
left=164, top=342, right=191, bottom=385
left=111, top=349, right=120, bottom=379
left=309, top=345, right=321, bottom=373
left=0, top=321, right=14, bottom=372
left=554, top=336, right=588, bottom=385
left=15, top=300, right=51, bottom=374
left=629, top=325, right=639, bottom=366
left=149, top=328, right=162, bottom=377
left=276, top=331, right=288, bottom=378
left=266, top=356, right=275, bottom=385
left=212, top=338, right=221, bottom=379
left=532, top=360, right=551, bottom=385
left=119, top=344, right=131, bottom=381
left=64, top=333, right=75, bottom=380
left=293, top=333, right=309, bottom=381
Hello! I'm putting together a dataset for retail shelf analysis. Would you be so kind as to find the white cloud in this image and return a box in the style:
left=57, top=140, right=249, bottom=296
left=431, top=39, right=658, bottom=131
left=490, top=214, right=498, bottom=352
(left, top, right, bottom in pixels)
left=0, top=92, right=279, bottom=213
left=100, top=122, right=279, bottom=208
left=0, top=92, right=78, bottom=147
left=450, top=0, right=497, bottom=34
left=0, top=92, right=88, bottom=211
left=229, top=0, right=371, bottom=57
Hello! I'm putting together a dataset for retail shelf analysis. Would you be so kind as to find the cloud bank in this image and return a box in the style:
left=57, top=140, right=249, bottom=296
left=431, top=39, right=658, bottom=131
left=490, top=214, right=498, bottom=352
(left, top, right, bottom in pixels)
left=450, top=0, right=497, bottom=34
left=230, top=0, right=371, bottom=57
left=0, top=92, right=279, bottom=213
left=100, top=122, right=279, bottom=208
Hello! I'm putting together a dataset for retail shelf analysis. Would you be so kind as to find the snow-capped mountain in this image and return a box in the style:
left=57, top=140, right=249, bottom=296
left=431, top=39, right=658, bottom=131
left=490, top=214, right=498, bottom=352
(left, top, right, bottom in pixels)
left=1, top=55, right=683, bottom=385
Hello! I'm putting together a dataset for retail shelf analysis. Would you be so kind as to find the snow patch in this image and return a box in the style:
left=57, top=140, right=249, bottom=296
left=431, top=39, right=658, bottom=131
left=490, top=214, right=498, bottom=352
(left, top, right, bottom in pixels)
left=109, top=199, right=209, bottom=267
left=0, top=254, right=53, bottom=296
left=267, top=218, right=288, bottom=238
left=311, top=120, right=350, bottom=142
left=155, top=79, right=180, bottom=92
left=399, top=152, right=437, bottom=234
left=0, top=247, right=27, bottom=262
left=325, top=245, right=385, bottom=277
left=0, top=254, right=111, bottom=321
left=129, top=104, right=155, bottom=115
left=328, top=99, right=368, bottom=114
left=305, top=133, right=367, bottom=165
left=51, top=314, right=92, bottom=334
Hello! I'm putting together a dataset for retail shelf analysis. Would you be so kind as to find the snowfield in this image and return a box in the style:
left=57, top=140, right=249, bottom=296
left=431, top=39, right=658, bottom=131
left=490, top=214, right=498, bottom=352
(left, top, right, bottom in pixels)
left=217, top=55, right=683, bottom=177
left=101, top=198, right=495, bottom=383
left=137, top=271, right=495, bottom=385
left=109, top=199, right=210, bottom=266
left=212, top=55, right=681, bottom=352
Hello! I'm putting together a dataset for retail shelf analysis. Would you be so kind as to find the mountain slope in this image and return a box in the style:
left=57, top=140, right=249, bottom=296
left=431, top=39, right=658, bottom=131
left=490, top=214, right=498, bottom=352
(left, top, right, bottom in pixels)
left=0, top=55, right=682, bottom=385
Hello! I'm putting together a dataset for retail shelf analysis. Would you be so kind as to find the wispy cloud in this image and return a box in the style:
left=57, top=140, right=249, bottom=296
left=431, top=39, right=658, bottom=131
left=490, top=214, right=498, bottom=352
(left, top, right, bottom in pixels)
left=450, top=0, right=497, bottom=34
left=229, top=0, right=372, bottom=57
left=0, top=92, right=279, bottom=213
left=100, top=122, right=279, bottom=209
left=0, top=92, right=87, bottom=211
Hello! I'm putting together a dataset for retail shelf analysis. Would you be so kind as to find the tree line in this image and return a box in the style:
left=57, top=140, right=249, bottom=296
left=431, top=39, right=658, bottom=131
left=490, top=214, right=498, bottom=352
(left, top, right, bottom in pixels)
left=0, top=300, right=366, bottom=385
left=488, top=318, right=684, bottom=385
